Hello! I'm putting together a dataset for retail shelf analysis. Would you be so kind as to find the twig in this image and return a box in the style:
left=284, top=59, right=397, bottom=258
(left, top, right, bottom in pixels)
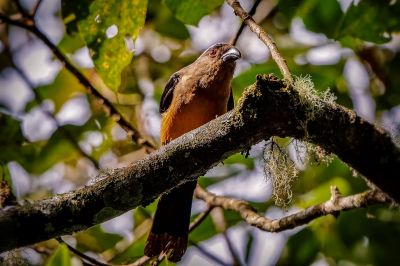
left=195, top=186, right=390, bottom=233
left=231, top=0, right=262, bottom=46
left=189, top=207, right=214, bottom=232
left=226, top=0, right=293, bottom=83
left=188, top=240, right=230, bottom=266
left=56, top=237, right=110, bottom=266
left=31, top=0, right=43, bottom=17
left=223, top=232, right=241, bottom=266
left=0, top=13, right=155, bottom=150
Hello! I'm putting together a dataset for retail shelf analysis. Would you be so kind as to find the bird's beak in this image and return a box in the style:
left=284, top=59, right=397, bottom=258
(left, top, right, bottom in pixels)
left=221, top=47, right=241, bottom=62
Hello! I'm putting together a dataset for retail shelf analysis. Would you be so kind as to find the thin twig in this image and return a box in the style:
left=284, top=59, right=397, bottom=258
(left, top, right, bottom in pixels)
left=195, top=186, right=390, bottom=233
left=189, top=207, right=214, bottom=232
left=56, top=237, right=110, bottom=266
left=0, top=13, right=155, bottom=150
left=231, top=0, right=262, bottom=46
left=31, top=0, right=43, bottom=17
left=223, top=232, right=241, bottom=266
left=226, top=0, right=293, bottom=82
left=188, top=240, right=230, bottom=266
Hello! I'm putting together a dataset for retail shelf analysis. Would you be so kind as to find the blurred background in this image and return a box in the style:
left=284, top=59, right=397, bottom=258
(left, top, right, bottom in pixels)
left=1, top=0, right=400, bottom=265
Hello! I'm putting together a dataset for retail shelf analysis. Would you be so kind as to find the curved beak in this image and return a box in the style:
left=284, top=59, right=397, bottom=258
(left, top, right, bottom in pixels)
left=221, top=47, right=241, bottom=62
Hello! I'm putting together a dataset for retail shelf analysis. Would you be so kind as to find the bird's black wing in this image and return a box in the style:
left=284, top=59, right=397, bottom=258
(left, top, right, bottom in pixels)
left=160, top=73, right=180, bottom=114
left=227, top=87, right=234, bottom=111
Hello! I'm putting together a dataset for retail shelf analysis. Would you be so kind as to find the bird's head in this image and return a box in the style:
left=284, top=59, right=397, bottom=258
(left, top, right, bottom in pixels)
left=196, top=43, right=241, bottom=70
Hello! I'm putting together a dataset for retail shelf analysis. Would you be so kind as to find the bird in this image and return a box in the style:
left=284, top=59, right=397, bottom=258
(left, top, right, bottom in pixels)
left=144, top=43, right=241, bottom=262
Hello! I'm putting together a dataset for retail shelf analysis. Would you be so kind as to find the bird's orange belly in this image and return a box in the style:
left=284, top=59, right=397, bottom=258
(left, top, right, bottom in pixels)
left=161, top=96, right=227, bottom=144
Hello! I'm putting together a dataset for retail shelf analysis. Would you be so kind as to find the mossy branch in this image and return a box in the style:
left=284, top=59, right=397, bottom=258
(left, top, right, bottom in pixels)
left=0, top=75, right=399, bottom=252
left=195, top=186, right=390, bottom=232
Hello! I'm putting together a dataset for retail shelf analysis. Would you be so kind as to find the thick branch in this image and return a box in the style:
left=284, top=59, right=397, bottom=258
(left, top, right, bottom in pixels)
left=195, top=186, right=390, bottom=232
left=0, top=75, right=399, bottom=252
left=226, top=0, right=293, bottom=82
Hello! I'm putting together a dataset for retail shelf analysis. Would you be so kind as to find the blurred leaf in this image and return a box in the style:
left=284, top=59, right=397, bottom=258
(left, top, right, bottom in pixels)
left=25, top=114, right=109, bottom=174
left=62, top=0, right=147, bottom=91
left=277, top=0, right=343, bottom=38
left=223, top=153, right=255, bottom=170
left=189, top=209, right=242, bottom=243
left=337, top=0, right=400, bottom=45
left=233, top=62, right=343, bottom=100
left=148, top=0, right=190, bottom=40
left=0, top=113, right=40, bottom=167
left=278, top=228, right=319, bottom=266
left=27, top=129, right=78, bottom=174
left=46, top=244, right=71, bottom=266
left=233, top=64, right=279, bottom=98
left=134, top=206, right=154, bottom=226
left=110, top=235, right=146, bottom=264
left=34, top=70, right=86, bottom=112
left=58, top=34, right=86, bottom=54
left=163, top=0, right=223, bottom=25
left=76, top=225, right=123, bottom=253
left=155, top=12, right=190, bottom=39
left=300, top=0, right=343, bottom=38
left=189, top=214, right=217, bottom=243
left=296, top=176, right=351, bottom=208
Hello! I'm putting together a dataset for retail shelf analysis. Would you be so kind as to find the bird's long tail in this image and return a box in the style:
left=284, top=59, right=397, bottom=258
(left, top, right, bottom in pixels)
left=144, top=181, right=197, bottom=262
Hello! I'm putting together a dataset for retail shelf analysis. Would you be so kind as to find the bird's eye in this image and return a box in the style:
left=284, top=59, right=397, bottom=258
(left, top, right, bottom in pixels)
left=209, top=49, right=217, bottom=57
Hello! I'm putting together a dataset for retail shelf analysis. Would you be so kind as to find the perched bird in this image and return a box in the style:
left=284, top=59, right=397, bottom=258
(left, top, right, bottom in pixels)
left=144, top=43, right=241, bottom=262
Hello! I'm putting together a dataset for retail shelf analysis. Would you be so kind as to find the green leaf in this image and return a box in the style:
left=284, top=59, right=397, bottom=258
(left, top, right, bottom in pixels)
left=279, top=228, right=319, bottom=265
left=163, top=0, right=223, bottom=25
left=278, top=0, right=343, bottom=38
left=46, top=244, right=71, bottom=266
left=223, top=153, right=255, bottom=170
left=110, top=235, right=146, bottom=264
left=300, top=0, right=343, bottom=38
left=76, top=225, right=123, bottom=253
left=148, top=0, right=190, bottom=40
left=0, top=113, right=41, bottom=167
left=296, top=177, right=351, bottom=208
left=62, top=0, right=147, bottom=91
left=34, top=70, right=86, bottom=112
left=337, top=0, right=400, bottom=44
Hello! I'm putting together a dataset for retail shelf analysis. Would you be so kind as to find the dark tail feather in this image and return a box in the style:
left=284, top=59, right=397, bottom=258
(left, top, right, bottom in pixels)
left=144, top=181, right=197, bottom=262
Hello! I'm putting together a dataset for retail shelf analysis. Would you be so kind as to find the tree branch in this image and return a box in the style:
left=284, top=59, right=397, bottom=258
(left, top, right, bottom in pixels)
left=195, top=186, right=390, bottom=233
left=226, top=0, right=293, bottom=83
left=0, top=74, right=399, bottom=252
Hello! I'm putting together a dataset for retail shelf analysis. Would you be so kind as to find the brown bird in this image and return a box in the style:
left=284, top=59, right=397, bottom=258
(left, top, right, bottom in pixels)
left=144, top=43, right=241, bottom=262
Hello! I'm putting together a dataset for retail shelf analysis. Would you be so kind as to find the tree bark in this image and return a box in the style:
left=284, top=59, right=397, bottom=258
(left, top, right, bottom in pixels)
left=0, top=74, right=399, bottom=252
